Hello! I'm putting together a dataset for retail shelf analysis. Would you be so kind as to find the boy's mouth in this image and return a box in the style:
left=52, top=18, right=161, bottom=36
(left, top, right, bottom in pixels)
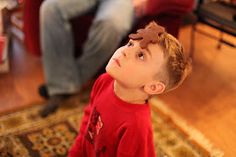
left=113, top=58, right=121, bottom=67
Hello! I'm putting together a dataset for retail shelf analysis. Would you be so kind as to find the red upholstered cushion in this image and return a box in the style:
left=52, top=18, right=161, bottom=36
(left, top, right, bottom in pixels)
left=23, top=0, right=43, bottom=56
left=146, top=0, right=194, bottom=16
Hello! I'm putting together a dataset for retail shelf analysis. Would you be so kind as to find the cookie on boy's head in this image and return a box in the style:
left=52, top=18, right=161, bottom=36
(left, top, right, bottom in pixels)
left=128, top=21, right=165, bottom=49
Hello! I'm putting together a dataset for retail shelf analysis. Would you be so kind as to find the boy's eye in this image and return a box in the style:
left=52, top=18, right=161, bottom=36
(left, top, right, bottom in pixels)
left=127, top=41, right=134, bottom=47
left=137, top=51, right=145, bottom=60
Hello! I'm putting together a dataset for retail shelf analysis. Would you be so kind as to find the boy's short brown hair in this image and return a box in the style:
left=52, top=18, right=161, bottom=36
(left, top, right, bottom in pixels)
left=157, top=32, right=192, bottom=92
left=129, top=21, right=192, bottom=92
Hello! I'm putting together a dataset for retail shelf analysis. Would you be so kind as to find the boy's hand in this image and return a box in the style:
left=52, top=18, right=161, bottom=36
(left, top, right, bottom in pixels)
left=132, top=0, right=148, bottom=18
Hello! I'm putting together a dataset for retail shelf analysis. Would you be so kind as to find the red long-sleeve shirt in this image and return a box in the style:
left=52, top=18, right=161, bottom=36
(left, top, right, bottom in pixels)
left=68, top=73, right=155, bottom=157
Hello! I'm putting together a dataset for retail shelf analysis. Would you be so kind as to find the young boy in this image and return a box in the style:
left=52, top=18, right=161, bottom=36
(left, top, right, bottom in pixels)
left=68, top=21, right=192, bottom=157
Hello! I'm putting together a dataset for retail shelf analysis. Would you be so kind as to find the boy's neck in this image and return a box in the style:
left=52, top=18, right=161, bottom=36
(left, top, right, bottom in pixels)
left=113, top=81, right=149, bottom=105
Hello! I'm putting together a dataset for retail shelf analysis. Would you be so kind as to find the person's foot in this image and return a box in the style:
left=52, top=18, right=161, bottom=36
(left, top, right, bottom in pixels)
left=39, top=95, right=71, bottom=118
left=38, top=84, right=49, bottom=99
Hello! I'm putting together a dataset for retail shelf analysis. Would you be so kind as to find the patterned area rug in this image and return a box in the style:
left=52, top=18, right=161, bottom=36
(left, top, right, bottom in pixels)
left=0, top=96, right=223, bottom=157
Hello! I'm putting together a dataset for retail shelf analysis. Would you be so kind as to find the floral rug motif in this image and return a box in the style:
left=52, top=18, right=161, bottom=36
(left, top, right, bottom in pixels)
left=0, top=96, right=223, bottom=157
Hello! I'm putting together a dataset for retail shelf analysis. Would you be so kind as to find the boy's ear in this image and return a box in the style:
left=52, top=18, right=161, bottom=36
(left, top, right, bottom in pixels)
left=144, top=81, right=166, bottom=95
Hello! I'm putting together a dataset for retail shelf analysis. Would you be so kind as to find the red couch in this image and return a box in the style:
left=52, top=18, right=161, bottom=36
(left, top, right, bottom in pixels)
left=23, top=0, right=194, bottom=56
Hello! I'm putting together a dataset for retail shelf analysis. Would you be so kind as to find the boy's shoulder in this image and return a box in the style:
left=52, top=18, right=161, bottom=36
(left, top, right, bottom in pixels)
left=96, top=73, right=113, bottom=85
left=91, top=73, right=113, bottom=94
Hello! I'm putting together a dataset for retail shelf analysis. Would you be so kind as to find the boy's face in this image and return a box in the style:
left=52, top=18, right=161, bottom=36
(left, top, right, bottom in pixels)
left=106, top=39, right=165, bottom=89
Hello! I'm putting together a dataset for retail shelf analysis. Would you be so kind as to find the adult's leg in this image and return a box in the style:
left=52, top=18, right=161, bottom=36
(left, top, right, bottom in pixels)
left=40, top=0, right=97, bottom=96
left=76, top=0, right=135, bottom=84
left=40, top=0, right=97, bottom=117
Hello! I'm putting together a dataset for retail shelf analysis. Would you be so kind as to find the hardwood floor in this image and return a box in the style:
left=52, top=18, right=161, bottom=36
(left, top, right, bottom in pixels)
left=0, top=24, right=236, bottom=156
left=0, top=38, right=44, bottom=113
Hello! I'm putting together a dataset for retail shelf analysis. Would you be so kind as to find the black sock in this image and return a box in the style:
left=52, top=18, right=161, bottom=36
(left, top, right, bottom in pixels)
left=38, top=84, right=49, bottom=99
left=39, top=95, right=70, bottom=118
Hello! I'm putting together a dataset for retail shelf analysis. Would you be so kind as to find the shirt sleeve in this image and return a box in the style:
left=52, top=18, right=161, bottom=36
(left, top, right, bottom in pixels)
left=77, top=73, right=107, bottom=134
left=68, top=98, right=93, bottom=156
left=68, top=74, right=107, bottom=157
left=116, top=125, right=156, bottom=157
